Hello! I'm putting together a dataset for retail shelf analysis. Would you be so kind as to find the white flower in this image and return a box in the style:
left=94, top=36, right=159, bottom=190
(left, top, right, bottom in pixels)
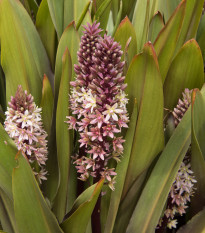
left=167, top=219, right=177, bottom=229
left=103, top=103, right=123, bottom=121
left=115, top=90, right=128, bottom=108
left=84, top=94, right=97, bottom=113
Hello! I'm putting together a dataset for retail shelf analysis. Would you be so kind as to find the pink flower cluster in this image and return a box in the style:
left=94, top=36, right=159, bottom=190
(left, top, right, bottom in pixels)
left=4, top=85, right=48, bottom=183
left=67, top=22, right=129, bottom=190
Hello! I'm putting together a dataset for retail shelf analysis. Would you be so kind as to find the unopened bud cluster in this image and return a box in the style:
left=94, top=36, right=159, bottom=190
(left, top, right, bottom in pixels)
left=4, top=86, right=48, bottom=183
left=67, top=22, right=129, bottom=190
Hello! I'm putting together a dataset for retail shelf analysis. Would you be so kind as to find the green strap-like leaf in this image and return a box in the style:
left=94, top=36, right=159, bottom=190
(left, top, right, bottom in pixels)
left=64, top=0, right=91, bottom=31
left=156, top=0, right=181, bottom=23
left=132, top=0, right=150, bottom=53
left=175, top=0, right=204, bottom=53
left=12, top=154, right=63, bottom=233
left=47, top=0, right=64, bottom=39
left=154, top=0, right=186, bottom=82
left=164, top=39, right=204, bottom=111
left=104, top=101, right=137, bottom=233
left=54, top=22, right=79, bottom=103
left=123, top=42, right=164, bottom=198
left=0, top=189, right=17, bottom=233
left=121, top=0, right=137, bottom=20
left=40, top=74, right=54, bottom=137
left=52, top=48, right=73, bottom=222
left=114, top=16, right=137, bottom=67
left=19, top=0, right=38, bottom=18
left=126, top=107, right=191, bottom=233
left=36, top=0, right=57, bottom=71
left=0, top=124, right=17, bottom=200
left=177, top=208, right=205, bottom=233
left=61, top=179, right=104, bottom=233
left=148, top=11, right=164, bottom=43
left=190, top=89, right=205, bottom=215
left=197, top=14, right=205, bottom=63
left=0, top=0, right=53, bottom=105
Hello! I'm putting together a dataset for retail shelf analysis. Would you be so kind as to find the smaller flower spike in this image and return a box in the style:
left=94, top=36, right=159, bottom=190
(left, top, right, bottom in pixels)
left=67, top=22, right=129, bottom=190
left=157, top=89, right=196, bottom=231
left=4, top=85, right=48, bottom=183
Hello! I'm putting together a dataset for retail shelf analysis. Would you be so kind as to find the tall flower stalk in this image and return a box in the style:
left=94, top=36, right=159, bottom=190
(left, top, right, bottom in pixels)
left=4, top=85, right=48, bottom=183
left=157, top=89, right=196, bottom=231
left=67, top=22, right=128, bottom=232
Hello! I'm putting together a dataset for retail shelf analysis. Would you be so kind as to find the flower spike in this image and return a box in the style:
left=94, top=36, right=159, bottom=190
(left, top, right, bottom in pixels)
left=4, top=85, right=48, bottom=183
left=67, top=22, right=129, bottom=190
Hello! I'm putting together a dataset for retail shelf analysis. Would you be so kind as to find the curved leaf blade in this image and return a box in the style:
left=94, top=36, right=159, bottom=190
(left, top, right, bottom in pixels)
left=40, top=74, right=54, bottom=137
left=114, top=16, right=137, bottom=67
left=36, top=0, right=57, bottom=70
left=12, top=154, right=63, bottom=233
left=104, top=101, right=138, bottom=233
left=154, top=0, right=186, bottom=82
left=123, top=42, right=164, bottom=197
left=190, top=89, right=205, bottom=215
left=52, top=48, right=73, bottom=222
left=61, top=179, right=104, bottom=233
left=126, top=108, right=191, bottom=233
left=164, top=39, right=204, bottom=111
left=175, top=0, right=204, bottom=53
left=148, top=11, right=164, bottom=43
left=177, top=208, right=205, bottom=233
left=0, top=124, right=17, bottom=199
left=0, top=0, right=53, bottom=105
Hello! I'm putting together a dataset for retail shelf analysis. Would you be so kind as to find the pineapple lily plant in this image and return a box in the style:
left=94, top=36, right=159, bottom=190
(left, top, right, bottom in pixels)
left=0, top=0, right=205, bottom=233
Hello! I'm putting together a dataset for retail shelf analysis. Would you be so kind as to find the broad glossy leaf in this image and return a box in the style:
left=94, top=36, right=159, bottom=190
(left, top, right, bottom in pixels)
left=54, top=22, right=79, bottom=102
left=12, top=154, right=63, bottom=233
left=175, top=0, right=204, bottom=53
left=61, top=179, right=104, bottom=233
left=132, top=0, right=150, bottom=52
left=0, top=189, right=17, bottom=233
left=40, top=75, right=54, bottom=137
left=36, top=0, right=56, bottom=70
left=154, top=0, right=186, bottom=82
left=0, top=124, right=17, bottom=199
left=177, top=208, right=205, bottom=233
left=123, top=42, right=164, bottom=196
left=164, top=39, right=204, bottom=111
left=0, top=0, right=53, bottom=105
left=114, top=16, right=137, bottom=66
left=148, top=11, right=164, bottom=43
left=104, top=101, right=137, bottom=233
left=52, top=49, right=73, bottom=222
left=47, top=0, right=64, bottom=39
left=126, top=108, right=191, bottom=233
left=190, top=89, right=205, bottom=215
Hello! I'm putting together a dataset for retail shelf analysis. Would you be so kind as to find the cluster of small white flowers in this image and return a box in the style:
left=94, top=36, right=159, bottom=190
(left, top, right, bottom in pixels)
left=4, top=86, right=48, bottom=183
left=164, top=159, right=196, bottom=229
left=70, top=87, right=97, bottom=116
